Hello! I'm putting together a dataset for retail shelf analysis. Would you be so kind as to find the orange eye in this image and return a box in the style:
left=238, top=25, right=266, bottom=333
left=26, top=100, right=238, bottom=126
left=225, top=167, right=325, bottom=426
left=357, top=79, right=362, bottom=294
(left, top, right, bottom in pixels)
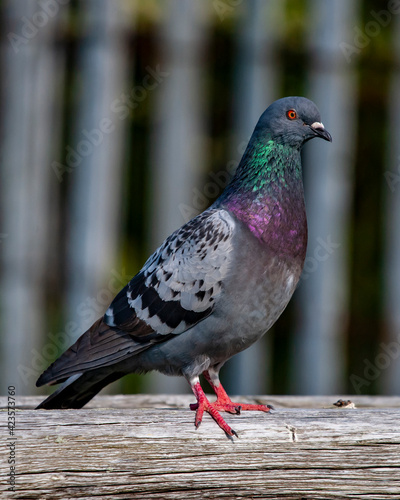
left=286, top=109, right=297, bottom=120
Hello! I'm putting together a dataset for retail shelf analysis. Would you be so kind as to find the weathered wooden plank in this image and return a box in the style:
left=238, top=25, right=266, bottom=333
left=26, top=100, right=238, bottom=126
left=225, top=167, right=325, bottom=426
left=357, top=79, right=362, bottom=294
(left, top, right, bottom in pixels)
left=1, top=396, right=400, bottom=499
left=9, top=393, right=400, bottom=409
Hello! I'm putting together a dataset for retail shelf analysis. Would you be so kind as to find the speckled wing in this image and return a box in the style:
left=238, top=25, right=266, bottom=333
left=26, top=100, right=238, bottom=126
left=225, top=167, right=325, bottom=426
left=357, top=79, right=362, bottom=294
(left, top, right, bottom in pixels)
left=104, top=208, right=235, bottom=342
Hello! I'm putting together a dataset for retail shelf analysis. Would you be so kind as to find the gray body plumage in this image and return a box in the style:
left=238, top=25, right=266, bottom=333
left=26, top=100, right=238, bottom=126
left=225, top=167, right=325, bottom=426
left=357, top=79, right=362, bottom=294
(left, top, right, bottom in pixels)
left=136, top=209, right=303, bottom=379
left=36, top=96, right=331, bottom=413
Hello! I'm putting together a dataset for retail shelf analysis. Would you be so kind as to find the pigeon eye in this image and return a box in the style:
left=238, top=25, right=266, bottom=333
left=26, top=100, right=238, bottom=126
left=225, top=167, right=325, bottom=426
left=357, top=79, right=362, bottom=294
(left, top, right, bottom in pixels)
left=286, top=109, right=297, bottom=120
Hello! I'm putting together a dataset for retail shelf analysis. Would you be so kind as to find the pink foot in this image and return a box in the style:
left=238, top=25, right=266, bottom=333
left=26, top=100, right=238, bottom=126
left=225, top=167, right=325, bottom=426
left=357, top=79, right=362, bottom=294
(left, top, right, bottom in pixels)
left=189, top=378, right=273, bottom=438
left=190, top=382, right=238, bottom=437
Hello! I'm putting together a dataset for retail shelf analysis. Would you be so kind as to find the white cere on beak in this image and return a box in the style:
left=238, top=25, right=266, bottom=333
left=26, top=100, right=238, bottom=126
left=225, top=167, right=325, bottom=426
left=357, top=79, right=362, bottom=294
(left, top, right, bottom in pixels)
left=311, top=121, right=325, bottom=130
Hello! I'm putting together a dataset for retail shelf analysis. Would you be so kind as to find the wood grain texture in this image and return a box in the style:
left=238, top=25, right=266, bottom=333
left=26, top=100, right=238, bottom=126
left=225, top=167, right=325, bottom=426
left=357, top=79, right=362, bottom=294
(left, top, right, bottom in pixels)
left=1, top=395, right=400, bottom=499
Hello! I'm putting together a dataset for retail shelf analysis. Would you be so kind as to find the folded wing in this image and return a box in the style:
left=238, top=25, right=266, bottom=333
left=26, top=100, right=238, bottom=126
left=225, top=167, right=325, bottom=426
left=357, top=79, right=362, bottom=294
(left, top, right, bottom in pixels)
left=37, top=208, right=236, bottom=387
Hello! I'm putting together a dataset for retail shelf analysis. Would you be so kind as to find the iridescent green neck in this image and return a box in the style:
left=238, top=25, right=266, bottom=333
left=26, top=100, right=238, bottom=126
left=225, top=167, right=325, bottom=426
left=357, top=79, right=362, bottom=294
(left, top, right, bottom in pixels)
left=220, top=139, right=303, bottom=204
left=217, top=139, right=307, bottom=259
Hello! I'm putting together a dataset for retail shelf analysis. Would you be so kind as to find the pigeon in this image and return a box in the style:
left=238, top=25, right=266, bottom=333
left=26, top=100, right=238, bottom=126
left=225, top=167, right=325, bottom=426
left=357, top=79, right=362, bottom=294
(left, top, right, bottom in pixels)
left=36, top=96, right=332, bottom=437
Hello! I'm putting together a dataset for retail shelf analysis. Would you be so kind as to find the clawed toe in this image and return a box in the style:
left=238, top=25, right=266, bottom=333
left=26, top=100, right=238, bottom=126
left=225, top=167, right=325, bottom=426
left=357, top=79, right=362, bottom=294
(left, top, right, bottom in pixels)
left=193, top=402, right=237, bottom=437
left=190, top=374, right=272, bottom=437
left=236, top=403, right=272, bottom=413
left=213, top=402, right=241, bottom=414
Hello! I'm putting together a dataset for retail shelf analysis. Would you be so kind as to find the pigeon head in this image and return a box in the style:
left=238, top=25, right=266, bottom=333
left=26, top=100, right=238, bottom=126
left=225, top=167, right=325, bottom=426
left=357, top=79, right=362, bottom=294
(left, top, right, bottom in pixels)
left=255, top=96, right=332, bottom=148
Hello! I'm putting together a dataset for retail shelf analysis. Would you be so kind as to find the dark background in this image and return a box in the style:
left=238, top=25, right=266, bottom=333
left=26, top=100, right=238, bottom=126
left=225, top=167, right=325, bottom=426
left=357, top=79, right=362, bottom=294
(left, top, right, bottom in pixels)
left=1, top=0, right=400, bottom=397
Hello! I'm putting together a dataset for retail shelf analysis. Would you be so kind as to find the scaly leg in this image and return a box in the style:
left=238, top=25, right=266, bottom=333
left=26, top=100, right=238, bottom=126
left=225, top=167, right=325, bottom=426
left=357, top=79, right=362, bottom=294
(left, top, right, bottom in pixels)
left=189, top=377, right=238, bottom=438
left=188, top=368, right=272, bottom=438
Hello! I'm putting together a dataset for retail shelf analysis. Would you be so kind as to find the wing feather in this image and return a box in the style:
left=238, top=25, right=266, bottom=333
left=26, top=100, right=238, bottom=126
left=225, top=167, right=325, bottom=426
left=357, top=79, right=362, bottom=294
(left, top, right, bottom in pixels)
left=104, top=208, right=235, bottom=339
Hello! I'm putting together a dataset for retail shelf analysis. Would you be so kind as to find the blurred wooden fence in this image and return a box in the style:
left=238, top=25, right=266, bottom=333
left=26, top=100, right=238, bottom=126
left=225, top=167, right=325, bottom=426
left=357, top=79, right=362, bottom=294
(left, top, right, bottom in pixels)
left=1, top=0, right=400, bottom=398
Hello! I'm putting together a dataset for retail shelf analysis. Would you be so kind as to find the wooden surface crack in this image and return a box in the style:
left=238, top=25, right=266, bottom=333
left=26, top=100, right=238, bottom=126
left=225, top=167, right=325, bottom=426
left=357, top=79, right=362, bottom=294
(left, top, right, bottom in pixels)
left=286, top=424, right=298, bottom=442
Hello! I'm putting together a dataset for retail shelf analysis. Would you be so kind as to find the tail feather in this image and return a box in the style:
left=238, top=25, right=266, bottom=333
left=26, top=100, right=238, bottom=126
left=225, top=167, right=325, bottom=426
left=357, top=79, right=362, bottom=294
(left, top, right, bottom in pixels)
left=36, top=318, right=152, bottom=387
left=36, top=317, right=154, bottom=409
left=36, top=370, right=124, bottom=409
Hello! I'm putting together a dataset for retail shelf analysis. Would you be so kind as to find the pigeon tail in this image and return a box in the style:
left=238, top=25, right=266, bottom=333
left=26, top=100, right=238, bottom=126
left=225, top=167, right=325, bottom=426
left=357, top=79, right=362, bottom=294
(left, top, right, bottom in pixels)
left=36, top=318, right=153, bottom=388
left=35, top=317, right=158, bottom=409
left=36, top=370, right=124, bottom=409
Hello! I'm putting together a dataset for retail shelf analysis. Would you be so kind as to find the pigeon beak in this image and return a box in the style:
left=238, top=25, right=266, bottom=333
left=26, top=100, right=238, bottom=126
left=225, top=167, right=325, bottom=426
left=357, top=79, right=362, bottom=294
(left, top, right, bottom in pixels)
left=310, top=121, right=332, bottom=142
